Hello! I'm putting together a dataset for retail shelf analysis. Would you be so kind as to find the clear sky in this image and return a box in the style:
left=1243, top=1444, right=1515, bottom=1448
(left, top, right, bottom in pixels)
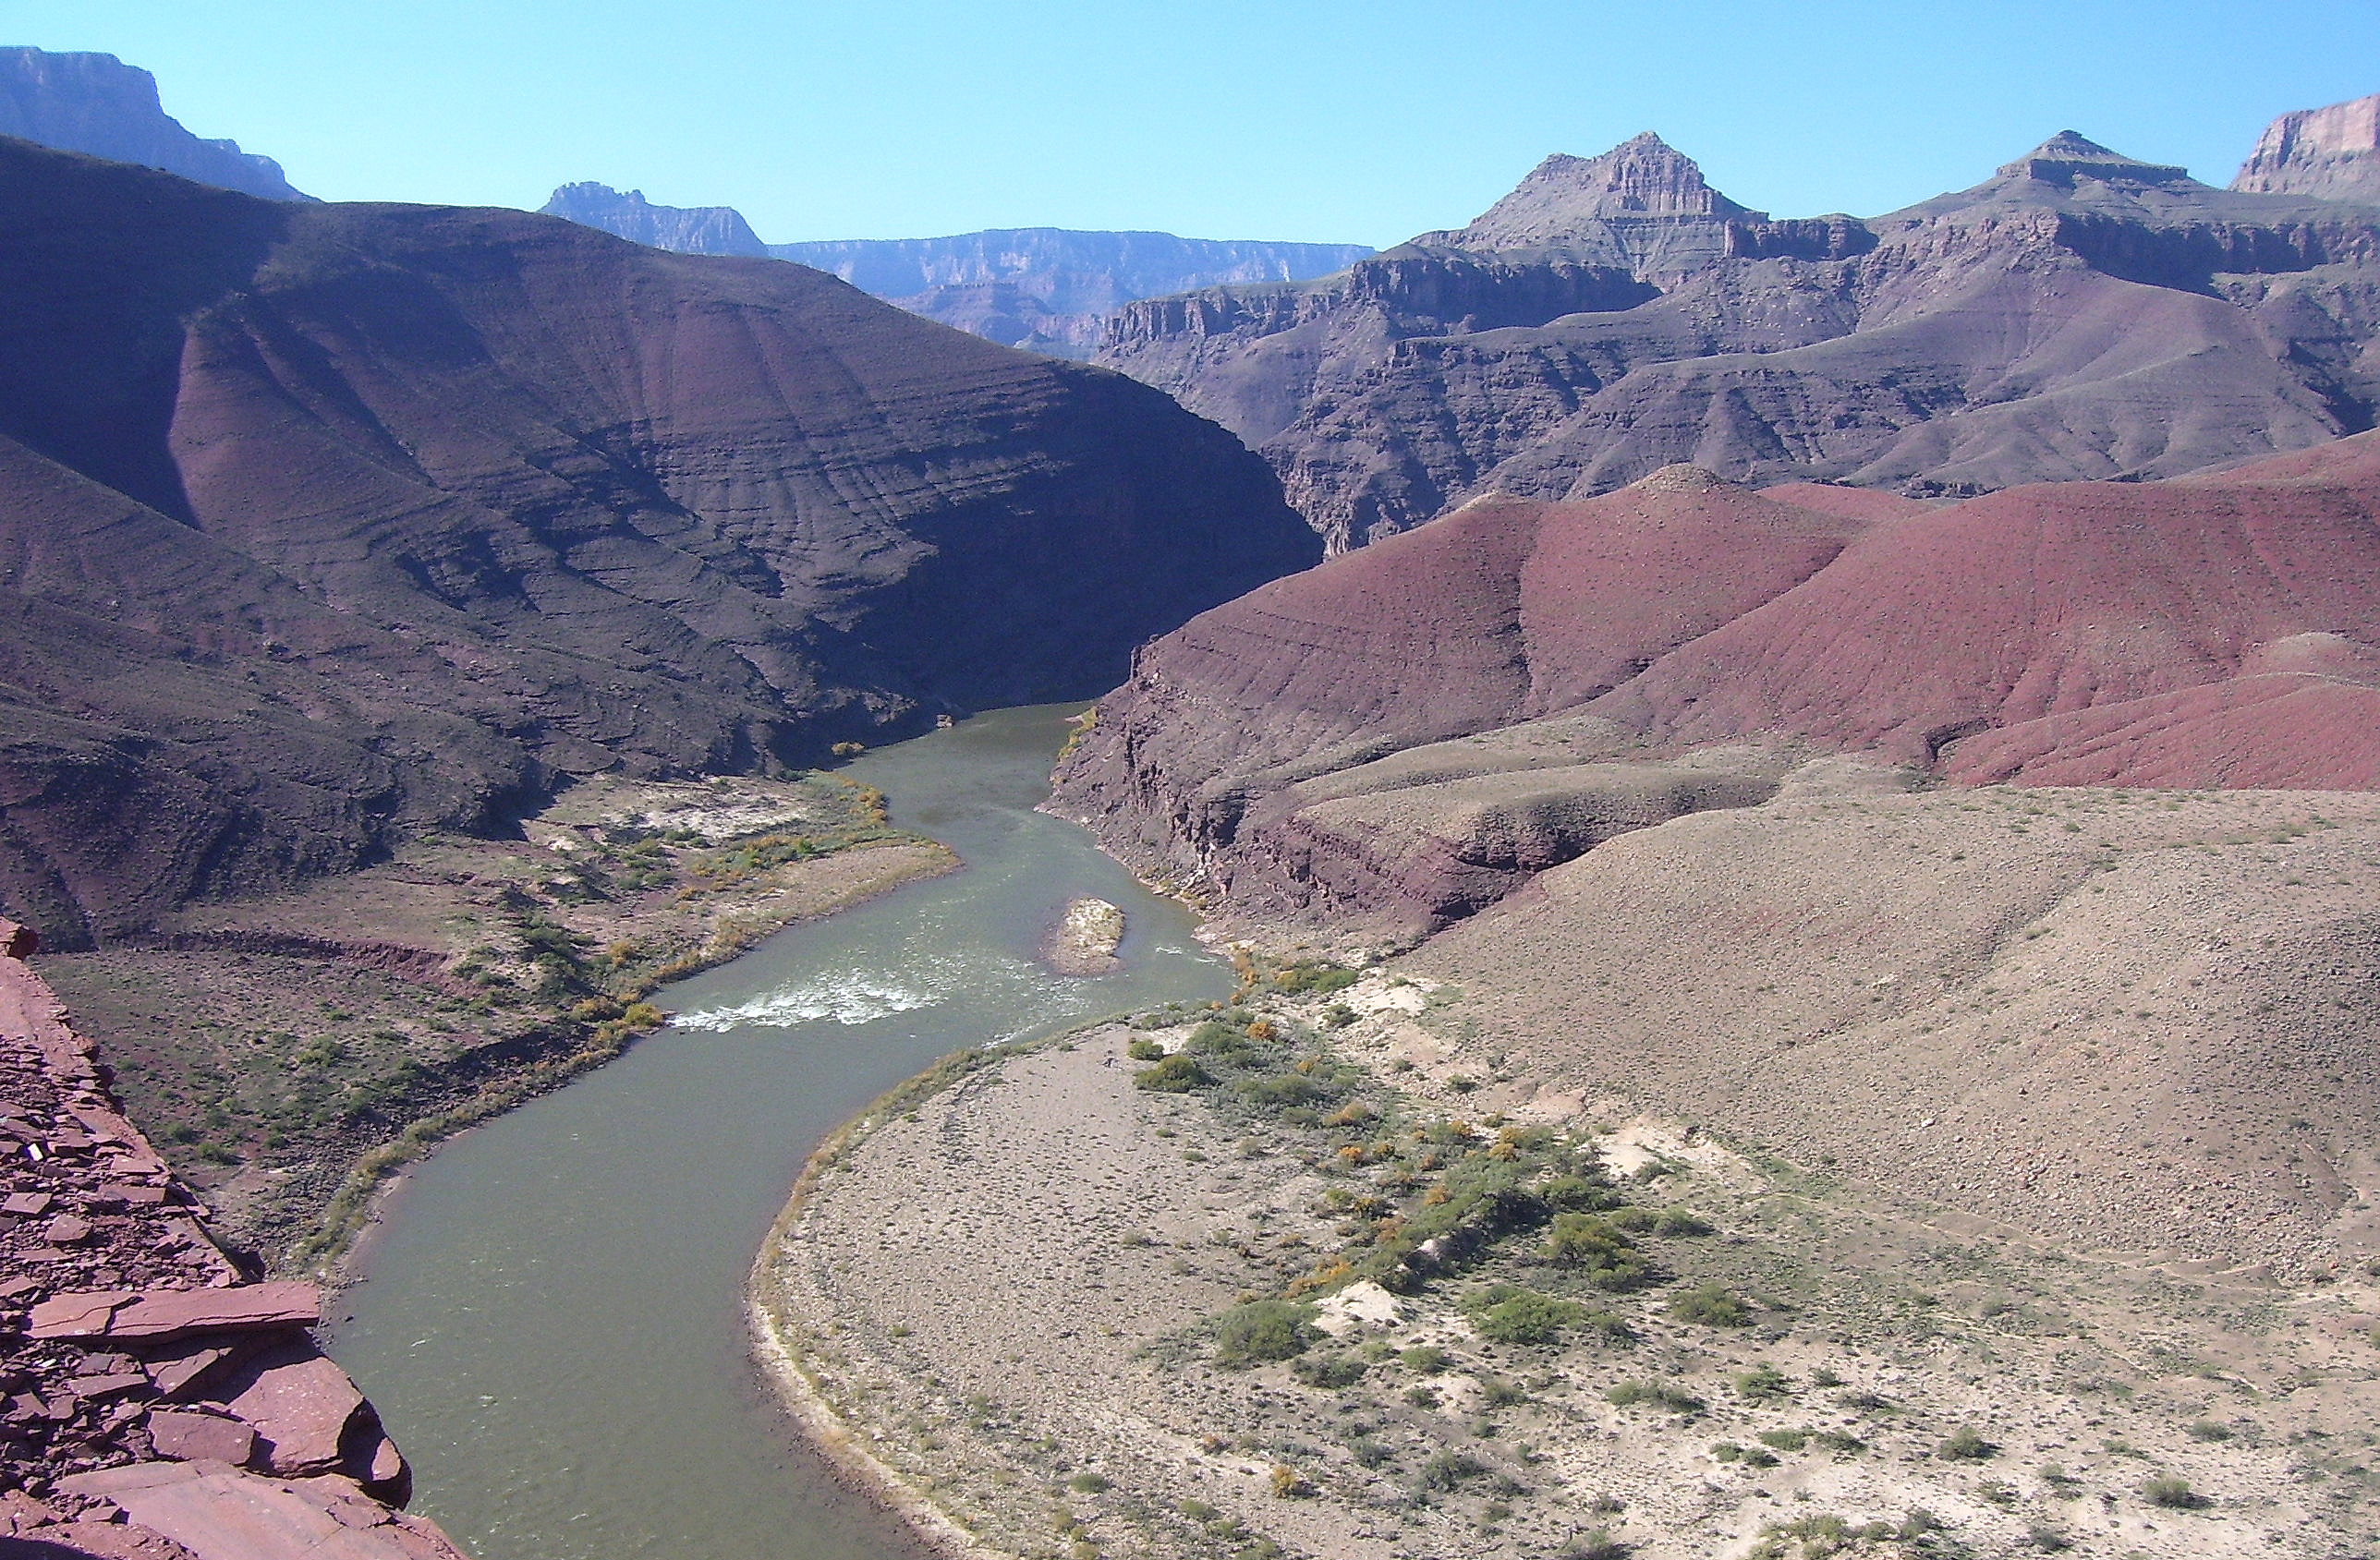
left=2, top=1, right=2374, bottom=248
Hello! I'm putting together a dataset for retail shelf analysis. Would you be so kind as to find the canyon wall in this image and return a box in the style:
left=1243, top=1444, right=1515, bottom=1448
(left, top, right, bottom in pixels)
left=0, top=139, right=1318, bottom=948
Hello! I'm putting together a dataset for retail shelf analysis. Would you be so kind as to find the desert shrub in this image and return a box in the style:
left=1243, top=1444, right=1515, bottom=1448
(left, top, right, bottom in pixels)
left=1349, top=1435, right=1391, bottom=1469
left=1712, top=1441, right=1779, bottom=1468
left=1468, top=1287, right=1591, bottom=1346
left=1545, top=1214, right=1651, bottom=1290
left=1415, top=1451, right=1485, bottom=1492
left=1656, top=1207, right=1715, bottom=1236
left=1479, top=1374, right=1526, bottom=1408
left=1184, top=1020, right=1258, bottom=1060
left=1667, top=1281, right=1750, bottom=1327
left=1321, top=1003, right=1358, bottom=1028
left=1540, top=1172, right=1622, bottom=1212
left=1938, top=1425, right=1998, bottom=1461
left=1133, top=1055, right=1212, bottom=1093
left=1561, top=1532, right=1633, bottom=1560
left=1606, top=1380, right=1703, bottom=1414
left=1269, top=1464, right=1314, bottom=1498
left=2141, top=1474, right=2207, bottom=1509
left=2185, top=1420, right=2231, bottom=1442
left=1734, top=1363, right=1791, bottom=1402
left=1214, top=1300, right=1315, bottom=1366
left=1272, top=961, right=1359, bottom=997
left=1240, top=1072, right=1324, bottom=1109
left=1125, top=1036, right=1165, bottom=1062
left=1291, top=1352, right=1367, bottom=1388
left=1067, top=1471, right=1110, bottom=1493
left=1756, top=1428, right=1808, bottom=1451
left=1400, top=1345, right=1451, bottom=1373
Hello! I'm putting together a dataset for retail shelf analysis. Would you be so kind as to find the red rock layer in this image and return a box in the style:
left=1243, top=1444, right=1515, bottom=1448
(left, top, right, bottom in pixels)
left=1053, top=439, right=2380, bottom=909
left=0, top=918, right=470, bottom=1559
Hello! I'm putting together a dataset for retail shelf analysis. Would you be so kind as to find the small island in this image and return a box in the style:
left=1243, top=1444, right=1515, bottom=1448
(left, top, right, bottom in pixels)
left=1044, top=896, right=1125, bottom=975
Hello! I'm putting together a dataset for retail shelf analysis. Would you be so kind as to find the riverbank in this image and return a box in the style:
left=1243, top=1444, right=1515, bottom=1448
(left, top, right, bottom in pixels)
left=38, top=770, right=956, bottom=1272
left=754, top=958, right=2380, bottom=1560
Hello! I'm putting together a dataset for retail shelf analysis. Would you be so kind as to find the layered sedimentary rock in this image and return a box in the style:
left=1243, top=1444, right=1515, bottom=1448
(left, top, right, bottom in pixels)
left=537, top=181, right=770, bottom=256
left=1050, top=440, right=2380, bottom=936
left=0, top=918, right=469, bottom=1558
left=2234, top=91, right=2380, bottom=202
left=1101, top=124, right=2380, bottom=549
left=540, top=183, right=1371, bottom=358
left=0, top=48, right=307, bottom=200
left=0, top=139, right=1318, bottom=947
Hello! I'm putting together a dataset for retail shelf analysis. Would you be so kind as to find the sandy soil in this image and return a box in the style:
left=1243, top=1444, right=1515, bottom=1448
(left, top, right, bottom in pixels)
left=759, top=777, right=2380, bottom=1560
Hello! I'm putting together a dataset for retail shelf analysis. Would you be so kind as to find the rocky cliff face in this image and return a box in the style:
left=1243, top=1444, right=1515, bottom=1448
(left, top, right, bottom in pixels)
left=1102, top=121, right=2380, bottom=550
left=0, top=139, right=1318, bottom=949
left=2234, top=91, right=2380, bottom=202
left=1050, top=440, right=2380, bottom=936
left=0, top=918, right=470, bottom=1559
left=540, top=184, right=1372, bottom=358
left=537, top=181, right=770, bottom=255
left=0, top=47, right=308, bottom=200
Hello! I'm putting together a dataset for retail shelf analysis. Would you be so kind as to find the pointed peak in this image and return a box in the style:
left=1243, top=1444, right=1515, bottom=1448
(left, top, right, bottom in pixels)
left=1998, top=131, right=2191, bottom=187
left=1433, top=134, right=1765, bottom=252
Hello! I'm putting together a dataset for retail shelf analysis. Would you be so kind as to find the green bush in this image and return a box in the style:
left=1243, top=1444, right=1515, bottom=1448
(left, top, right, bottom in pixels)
left=1606, top=1380, right=1703, bottom=1414
left=1125, top=1036, right=1165, bottom=1062
left=1272, top=961, right=1359, bottom=996
left=1545, top=1214, right=1651, bottom=1290
left=1469, top=1287, right=1591, bottom=1346
left=1400, top=1344, right=1451, bottom=1373
left=1667, top=1281, right=1751, bottom=1327
left=1541, top=1173, right=1621, bottom=1212
left=1290, top=1352, right=1367, bottom=1388
left=2141, top=1474, right=2206, bottom=1510
left=1239, top=1072, right=1324, bottom=1109
left=1939, top=1426, right=1998, bottom=1461
left=1734, top=1363, right=1791, bottom=1402
left=1214, top=1300, right=1316, bottom=1366
left=1133, top=1055, right=1212, bottom=1093
left=1415, top=1450, right=1485, bottom=1492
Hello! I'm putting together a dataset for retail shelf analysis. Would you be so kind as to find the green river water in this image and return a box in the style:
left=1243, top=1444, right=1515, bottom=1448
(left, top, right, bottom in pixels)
left=326, top=706, right=1232, bottom=1560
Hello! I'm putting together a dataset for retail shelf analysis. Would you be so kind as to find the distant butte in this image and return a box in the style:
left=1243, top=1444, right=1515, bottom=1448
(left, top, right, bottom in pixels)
left=2233, top=91, right=2380, bottom=202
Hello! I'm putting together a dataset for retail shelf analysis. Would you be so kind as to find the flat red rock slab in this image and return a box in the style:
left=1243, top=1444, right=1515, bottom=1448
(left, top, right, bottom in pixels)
left=222, top=1354, right=364, bottom=1475
left=148, top=1409, right=260, bottom=1468
left=28, top=1282, right=321, bottom=1340
left=55, top=1461, right=469, bottom=1560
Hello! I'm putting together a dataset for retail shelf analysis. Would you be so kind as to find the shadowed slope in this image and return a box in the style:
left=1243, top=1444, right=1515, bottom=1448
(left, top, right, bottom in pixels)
left=0, top=139, right=1318, bottom=945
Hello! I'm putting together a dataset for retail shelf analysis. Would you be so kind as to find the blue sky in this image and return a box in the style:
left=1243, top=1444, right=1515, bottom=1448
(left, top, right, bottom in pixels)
left=3, top=1, right=2374, bottom=247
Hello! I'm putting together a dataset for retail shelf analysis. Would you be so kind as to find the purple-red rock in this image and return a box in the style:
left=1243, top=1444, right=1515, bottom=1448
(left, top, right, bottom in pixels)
left=146, top=1409, right=257, bottom=1467
left=28, top=1283, right=321, bottom=1341
left=219, top=1352, right=366, bottom=1476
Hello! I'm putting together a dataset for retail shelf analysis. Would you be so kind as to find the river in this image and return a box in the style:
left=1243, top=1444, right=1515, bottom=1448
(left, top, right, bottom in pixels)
left=326, top=706, right=1232, bottom=1560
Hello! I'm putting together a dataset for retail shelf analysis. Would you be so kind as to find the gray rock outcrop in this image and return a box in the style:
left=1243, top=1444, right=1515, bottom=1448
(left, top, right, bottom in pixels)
left=537, top=181, right=769, bottom=255
left=0, top=47, right=308, bottom=200
left=2233, top=91, right=2380, bottom=202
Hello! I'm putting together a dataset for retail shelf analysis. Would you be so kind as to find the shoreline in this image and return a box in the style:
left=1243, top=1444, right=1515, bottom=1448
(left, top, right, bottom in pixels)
left=325, top=837, right=964, bottom=1290
left=746, top=1046, right=1031, bottom=1560
left=746, top=951, right=2380, bottom=1560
